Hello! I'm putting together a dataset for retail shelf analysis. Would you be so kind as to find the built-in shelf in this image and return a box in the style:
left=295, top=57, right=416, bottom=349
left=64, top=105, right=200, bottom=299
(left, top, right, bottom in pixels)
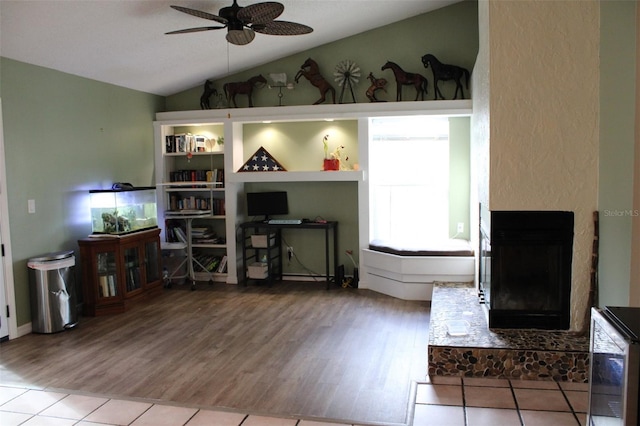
left=229, top=170, right=363, bottom=183
left=155, top=100, right=473, bottom=287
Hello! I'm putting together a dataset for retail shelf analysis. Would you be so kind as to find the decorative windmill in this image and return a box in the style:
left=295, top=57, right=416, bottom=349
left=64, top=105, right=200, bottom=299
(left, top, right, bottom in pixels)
left=334, top=60, right=360, bottom=104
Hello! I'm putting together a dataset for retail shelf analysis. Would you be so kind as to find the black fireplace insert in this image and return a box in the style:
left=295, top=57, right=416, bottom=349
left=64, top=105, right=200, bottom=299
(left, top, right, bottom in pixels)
left=482, top=210, right=574, bottom=330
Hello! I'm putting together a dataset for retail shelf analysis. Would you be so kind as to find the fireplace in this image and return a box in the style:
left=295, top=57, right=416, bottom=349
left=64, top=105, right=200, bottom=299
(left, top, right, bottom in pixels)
left=480, top=211, right=574, bottom=330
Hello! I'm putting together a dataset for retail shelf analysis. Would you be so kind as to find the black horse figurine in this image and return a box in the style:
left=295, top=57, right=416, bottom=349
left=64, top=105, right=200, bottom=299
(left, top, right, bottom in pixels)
left=421, top=54, right=470, bottom=100
left=200, top=80, right=218, bottom=109
left=223, top=74, right=267, bottom=108
left=294, top=58, right=336, bottom=105
left=381, top=61, right=428, bottom=101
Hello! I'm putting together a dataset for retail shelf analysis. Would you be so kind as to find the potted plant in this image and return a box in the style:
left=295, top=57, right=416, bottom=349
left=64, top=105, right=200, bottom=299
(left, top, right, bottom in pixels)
left=322, top=135, right=340, bottom=171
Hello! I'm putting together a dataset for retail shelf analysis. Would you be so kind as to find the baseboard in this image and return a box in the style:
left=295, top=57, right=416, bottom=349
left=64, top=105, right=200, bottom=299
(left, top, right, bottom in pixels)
left=17, top=322, right=32, bottom=337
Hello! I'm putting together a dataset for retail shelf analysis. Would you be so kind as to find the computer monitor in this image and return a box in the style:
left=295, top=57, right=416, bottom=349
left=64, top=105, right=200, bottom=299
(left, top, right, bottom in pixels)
left=246, top=191, right=288, bottom=222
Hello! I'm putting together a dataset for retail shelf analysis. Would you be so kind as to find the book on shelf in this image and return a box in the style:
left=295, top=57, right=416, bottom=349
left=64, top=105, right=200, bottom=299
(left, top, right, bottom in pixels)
left=107, top=275, right=116, bottom=297
left=193, top=253, right=223, bottom=272
left=99, top=275, right=117, bottom=297
left=173, top=227, right=188, bottom=244
left=217, top=255, right=228, bottom=273
left=165, top=135, right=176, bottom=153
left=99, top=275, right=109, bottom=298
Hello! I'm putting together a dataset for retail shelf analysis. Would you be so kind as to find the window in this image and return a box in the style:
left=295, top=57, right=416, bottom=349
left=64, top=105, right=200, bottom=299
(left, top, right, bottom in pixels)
left=369, top=116, right=450, bottom=246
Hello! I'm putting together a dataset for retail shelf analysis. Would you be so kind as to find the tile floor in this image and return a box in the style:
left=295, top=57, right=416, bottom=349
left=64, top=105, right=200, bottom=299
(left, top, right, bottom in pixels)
left=413, top=376, right=589, bottom=426
left=0, top=376, right=588, bottom=426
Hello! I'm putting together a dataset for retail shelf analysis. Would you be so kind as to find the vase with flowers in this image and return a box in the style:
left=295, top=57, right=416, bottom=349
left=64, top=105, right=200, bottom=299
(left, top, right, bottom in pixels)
left=322, top=134, right=340, bottom=171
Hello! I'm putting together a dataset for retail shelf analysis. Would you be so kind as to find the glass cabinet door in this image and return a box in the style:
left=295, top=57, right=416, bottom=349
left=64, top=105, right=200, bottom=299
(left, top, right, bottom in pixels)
left=123, top=246, right=142, bottom=293
left=96, top=250, right=118, bottom=298
left=145, top=240, right=160, bottom=284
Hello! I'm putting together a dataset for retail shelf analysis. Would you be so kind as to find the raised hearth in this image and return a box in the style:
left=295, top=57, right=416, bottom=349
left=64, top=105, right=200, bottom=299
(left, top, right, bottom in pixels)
left=428, top=282, right=589, bottom=381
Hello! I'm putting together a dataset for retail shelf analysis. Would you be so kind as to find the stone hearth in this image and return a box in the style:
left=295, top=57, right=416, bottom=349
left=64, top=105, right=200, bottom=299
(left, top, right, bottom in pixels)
left=428, top=282, right=589, bottom=382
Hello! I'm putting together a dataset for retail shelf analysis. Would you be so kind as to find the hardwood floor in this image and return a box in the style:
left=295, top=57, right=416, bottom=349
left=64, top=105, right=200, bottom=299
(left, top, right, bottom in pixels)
left=0, top=281, right=431, bottom=425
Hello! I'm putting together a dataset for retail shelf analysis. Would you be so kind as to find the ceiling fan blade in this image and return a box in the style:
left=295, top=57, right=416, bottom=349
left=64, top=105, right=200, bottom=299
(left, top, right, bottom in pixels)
left=237, top=2, right=284, bottom=24
left=226, top=28, right=256, bottom=45
left=165, top=26, right=226, bottom=35
left=253, top=21, right=313, bottom=36
left=170, top=5, right=228, bottom=24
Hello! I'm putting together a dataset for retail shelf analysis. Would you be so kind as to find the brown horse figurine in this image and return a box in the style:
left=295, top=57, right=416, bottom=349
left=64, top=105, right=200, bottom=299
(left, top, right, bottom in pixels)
left=421, top=54, right=470, bottom=100
left=381, top=61, right=428, bottom=101
left=223, top=74, right=267, bottom=108
left=294, top=58, right=336, bottom=105
left=366, top=72, right=387, bottom=102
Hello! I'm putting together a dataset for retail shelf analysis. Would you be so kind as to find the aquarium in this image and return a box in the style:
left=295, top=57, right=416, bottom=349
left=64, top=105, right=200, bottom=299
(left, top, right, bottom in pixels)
left=90, top=187, right=158, bottom=235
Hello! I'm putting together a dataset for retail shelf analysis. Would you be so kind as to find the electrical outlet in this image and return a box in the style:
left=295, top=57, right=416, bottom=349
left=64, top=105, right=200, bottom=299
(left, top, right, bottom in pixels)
left=457, top=222, right=464, bottom=233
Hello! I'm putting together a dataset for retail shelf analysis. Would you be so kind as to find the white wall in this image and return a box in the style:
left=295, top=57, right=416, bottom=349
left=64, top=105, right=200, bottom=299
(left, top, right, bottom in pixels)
left=479, top=0, right=600, bottom=331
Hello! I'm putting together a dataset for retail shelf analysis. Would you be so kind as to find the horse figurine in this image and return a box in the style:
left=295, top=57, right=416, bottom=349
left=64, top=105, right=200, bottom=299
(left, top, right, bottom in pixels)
left=294, top=58, right=336, bottom=105
left=421, top=54, right=470, bottom=100
left=223, top=74, right=267, bottom=108
left=381, top=61, right=428, bottom=101
left=200, top=80, right=218, bottom=109
left=365, top=72, right=387, bottom=102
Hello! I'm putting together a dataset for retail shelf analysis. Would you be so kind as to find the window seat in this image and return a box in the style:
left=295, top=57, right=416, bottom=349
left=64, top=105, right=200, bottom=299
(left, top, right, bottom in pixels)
left=362, top=239, right=475, bottom=301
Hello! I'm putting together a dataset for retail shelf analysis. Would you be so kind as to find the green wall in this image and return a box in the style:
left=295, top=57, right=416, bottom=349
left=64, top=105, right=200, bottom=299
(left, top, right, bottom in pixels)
left=598, top=0, right=638, bottom=307
left=449, top=117, right=471, bottom=239
left=167, top=1, right=479, bottom=111
left=0, top=58, right=165, bottom=327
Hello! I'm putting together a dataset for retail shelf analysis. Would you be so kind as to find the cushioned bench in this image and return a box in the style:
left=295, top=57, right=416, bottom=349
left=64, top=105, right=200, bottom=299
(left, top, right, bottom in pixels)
left=361, top=239, right=475, bottom=301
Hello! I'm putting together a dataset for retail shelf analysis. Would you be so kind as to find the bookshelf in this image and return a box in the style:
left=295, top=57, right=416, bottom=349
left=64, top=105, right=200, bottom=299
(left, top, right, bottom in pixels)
left=155, top=121, right=232, bottom=285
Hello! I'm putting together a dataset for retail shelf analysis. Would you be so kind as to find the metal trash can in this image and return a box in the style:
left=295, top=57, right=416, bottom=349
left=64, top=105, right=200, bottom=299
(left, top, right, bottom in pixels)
left=27, top=250, right=78, bottom=333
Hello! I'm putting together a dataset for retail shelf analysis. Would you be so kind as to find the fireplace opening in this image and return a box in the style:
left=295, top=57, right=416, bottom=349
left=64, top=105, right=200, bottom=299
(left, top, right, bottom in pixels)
left=481, top=211, right=574, bottom=330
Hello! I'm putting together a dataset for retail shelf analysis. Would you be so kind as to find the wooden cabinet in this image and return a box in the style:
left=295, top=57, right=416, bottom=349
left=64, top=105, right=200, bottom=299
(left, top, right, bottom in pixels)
left=78, top=228, right=162, bottom=316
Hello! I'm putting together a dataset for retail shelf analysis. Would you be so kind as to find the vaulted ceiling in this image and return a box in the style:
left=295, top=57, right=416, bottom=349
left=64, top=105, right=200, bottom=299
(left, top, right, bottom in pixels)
left=0, top=0, right=461, bottom=96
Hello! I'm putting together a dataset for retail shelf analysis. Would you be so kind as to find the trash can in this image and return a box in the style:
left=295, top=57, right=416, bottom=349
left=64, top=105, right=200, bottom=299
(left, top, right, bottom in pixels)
left=27, top=250, right=78, bottom=333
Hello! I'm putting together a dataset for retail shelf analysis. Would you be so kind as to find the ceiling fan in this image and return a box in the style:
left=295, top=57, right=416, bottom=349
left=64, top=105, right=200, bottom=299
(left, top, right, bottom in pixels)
left=166, top=1, right=313, bottom=46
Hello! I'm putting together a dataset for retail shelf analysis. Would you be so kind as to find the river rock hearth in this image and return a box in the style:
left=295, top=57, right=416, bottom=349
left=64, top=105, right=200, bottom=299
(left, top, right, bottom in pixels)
left=428, top=282, right=589, bottom=382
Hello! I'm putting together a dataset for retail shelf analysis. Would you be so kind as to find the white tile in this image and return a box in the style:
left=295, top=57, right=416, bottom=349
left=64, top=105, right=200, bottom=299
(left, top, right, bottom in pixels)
left=21, top=415, right=77, bottom=425
left=510, top=380, right=559, bottom=389
left=242, top=414, right=298, bottom=425
left=0, top=410, right=33, bottom=426
left=0, top=386, right=29, bottom=405
left=84, top=399, right=152, bottom=425
left=463, top=377, right=510, bottom=388
left=464, top=386, right=516, bottom=409
left=185, top=409, right=246, bottom=426
left=0, top=389, right=67, bottom=414
left=426, top=375, right=463, bottom=385
left=520, top=409, right=580, bottom=426
left=40, top=394, right=108, bottom=420
left=131, top=404, right=198, bottom=426
left=564, top=390, right=588, bottom=413
left=466, top=407, right=520, bottom=426
left=413, top=404, right=465, bottom=426
left=513, top=388, right=571, bottom=412
left=416, top=384, right=463, bottom=406
left=298, top=421, right=349, bottom=425
left=559, top=381, right=589, bottom=392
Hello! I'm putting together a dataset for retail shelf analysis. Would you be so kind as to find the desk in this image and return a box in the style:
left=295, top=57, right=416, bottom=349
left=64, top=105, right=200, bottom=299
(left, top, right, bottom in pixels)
left=240, top=221, right=338, bottom=289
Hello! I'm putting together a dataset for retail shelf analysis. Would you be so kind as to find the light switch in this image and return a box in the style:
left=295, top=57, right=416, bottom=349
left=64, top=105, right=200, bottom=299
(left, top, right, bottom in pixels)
left=28, top=199, right=35, bottom=214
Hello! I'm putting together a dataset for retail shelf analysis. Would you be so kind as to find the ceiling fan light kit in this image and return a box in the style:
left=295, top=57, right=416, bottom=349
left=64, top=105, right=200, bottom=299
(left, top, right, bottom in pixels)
left=167, top=1, right=313, bottom=46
